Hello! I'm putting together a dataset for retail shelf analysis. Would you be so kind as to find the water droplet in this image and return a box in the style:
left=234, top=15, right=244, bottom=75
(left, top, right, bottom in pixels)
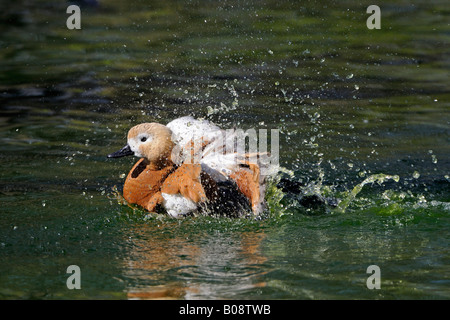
left=412, top=171, right=420, bottom=179
left=431, top=155, right=437, bottom=164
left=207, top=106, right=216, bottom=115
left=346, top=73, right=354, bottom=79
left=328, top=160, right=336, bottom=170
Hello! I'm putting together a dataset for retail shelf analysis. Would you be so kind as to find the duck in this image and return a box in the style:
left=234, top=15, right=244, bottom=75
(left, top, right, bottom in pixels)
left=108, top=116, right=276, bottom=218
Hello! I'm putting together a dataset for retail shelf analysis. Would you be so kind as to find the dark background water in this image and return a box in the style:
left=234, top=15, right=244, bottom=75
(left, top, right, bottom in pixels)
left=0, top=0, right=449, bottom=299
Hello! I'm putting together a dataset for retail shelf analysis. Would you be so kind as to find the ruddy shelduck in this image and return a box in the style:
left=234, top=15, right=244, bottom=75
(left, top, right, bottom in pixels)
left=108, top=116, right=275, bottom=218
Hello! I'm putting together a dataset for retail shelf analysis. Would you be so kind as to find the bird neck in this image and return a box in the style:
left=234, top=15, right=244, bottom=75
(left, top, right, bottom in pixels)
left=145, top=155, right=174, bottom=171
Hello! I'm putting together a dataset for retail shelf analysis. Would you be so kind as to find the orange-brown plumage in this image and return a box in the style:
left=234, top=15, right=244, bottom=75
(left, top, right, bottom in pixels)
left=230, top=163, right=261, bottom=212
left=160, top=163, right=207, bottom=204
left=123, top=158, right=175, bottom=212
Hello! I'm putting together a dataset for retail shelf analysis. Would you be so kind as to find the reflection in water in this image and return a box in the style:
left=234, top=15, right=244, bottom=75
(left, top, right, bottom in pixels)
left=123, top=222, right=267, bottom=299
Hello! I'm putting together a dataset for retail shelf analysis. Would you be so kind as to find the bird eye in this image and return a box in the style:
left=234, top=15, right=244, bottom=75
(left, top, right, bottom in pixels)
left=140, top=137, right=147, bottom=142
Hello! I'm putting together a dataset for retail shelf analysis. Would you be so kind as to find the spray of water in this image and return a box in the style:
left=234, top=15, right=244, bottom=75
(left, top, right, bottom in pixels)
left=333, top=173, right=400, bottom=214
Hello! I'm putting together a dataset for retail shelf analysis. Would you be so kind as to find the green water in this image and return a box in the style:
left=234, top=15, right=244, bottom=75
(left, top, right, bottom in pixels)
left=0, top=0, right=449, bottom=299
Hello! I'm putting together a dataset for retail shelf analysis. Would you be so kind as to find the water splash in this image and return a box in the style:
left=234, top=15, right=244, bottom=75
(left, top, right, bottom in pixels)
left=264, top=167, right=295, bottom=217
left=334, top=173, right=400, bottom=214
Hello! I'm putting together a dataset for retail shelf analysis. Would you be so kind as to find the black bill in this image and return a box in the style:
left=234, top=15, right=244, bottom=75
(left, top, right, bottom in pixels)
left=107, top=144, right=134, bottom=158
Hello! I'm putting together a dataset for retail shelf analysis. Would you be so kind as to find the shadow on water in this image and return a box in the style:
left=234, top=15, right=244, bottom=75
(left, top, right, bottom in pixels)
left=0, top=0, right=449, bottom=299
